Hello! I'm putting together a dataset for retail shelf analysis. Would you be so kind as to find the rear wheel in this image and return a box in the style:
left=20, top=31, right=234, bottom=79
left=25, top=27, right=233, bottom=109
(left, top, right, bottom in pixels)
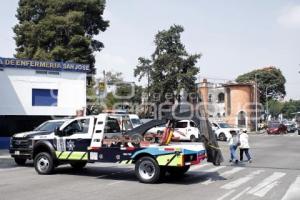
left=135, top=156, right=160, bottom=183
left=14, top=158, right=26, bottom=166
left=70, top=161, right=87, bottom=169
left=218, top=133, right=226, bottom=141
left=34, top=152, right=54, bottom=175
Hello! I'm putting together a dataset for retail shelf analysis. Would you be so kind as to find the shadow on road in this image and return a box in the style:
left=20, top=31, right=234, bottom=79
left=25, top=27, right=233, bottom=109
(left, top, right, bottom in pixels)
left=54, top=165, right=228, bottom=185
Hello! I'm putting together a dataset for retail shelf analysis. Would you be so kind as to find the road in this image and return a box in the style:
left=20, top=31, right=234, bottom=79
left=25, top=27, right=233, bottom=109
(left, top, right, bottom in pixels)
left=0, top=132, right=299, bottom=200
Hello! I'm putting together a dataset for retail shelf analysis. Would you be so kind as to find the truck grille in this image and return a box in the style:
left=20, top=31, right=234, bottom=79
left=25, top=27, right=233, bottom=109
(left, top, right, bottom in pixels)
left=11, top=138, right=30, bottom=149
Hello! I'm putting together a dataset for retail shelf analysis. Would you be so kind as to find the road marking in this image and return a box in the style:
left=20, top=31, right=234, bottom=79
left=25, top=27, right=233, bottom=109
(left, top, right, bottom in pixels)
left=190, top=163, right=210, bottom=171
left=220, top=167, right=244, bottom=177
left=248, top=172, right=286, bottom=197
left=221, top=170, right=264, bottom=190
left=203, top=166, right=226, bottom=173
left=231, top=187, right=251, bottom=200
left=202, top=167, right=244, bottom=185
left=216, top=190, right=236, bottom=200
left=281, top=176, right=300, bottom=200
left=107, top=181, right=124, bottom=186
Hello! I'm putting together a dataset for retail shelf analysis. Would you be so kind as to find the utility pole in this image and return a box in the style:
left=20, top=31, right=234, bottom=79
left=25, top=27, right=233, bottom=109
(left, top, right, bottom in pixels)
left=255, top=74, right=258, bottom=133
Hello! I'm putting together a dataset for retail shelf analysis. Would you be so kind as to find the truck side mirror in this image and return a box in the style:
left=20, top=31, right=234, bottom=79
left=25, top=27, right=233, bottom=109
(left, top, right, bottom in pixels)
left=54, top=127, right=62, bottom=136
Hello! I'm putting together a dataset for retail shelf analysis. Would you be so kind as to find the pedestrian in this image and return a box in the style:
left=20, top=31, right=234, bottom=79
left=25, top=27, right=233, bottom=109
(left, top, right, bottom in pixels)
left=239, top=131, right=252, bottom=163
left=227, top=131, right=240, bottom=164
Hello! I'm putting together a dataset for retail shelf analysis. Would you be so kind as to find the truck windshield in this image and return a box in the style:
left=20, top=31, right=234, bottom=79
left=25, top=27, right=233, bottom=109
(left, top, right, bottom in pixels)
left=131, top=118, right=142, bottom=126
left=34, top=121, right=64, bottom=132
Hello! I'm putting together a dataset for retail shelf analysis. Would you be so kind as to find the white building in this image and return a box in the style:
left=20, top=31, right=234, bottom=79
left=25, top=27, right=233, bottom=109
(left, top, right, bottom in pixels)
left=0, top=57, right=89, bottom=136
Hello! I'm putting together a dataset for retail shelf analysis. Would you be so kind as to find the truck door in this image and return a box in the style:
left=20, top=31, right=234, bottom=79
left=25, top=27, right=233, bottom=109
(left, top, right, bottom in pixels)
left=56, top=117, right=94, bottom=152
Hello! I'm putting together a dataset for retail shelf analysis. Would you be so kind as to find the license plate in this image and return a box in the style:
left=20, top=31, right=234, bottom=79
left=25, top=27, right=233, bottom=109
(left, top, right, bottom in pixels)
left=14, top=151, right=20, bottom=155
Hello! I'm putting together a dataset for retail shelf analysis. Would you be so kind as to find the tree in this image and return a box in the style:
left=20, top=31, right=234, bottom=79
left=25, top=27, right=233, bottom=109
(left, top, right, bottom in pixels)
left=282, top=100, right=300, bottom=119
left=236, top=67, right=286, bottom=104
left=134, top=25, right=201, bottom=104
left=14, top=0, right=109, bottom=79
left=268, top=99, right=283, bottom=117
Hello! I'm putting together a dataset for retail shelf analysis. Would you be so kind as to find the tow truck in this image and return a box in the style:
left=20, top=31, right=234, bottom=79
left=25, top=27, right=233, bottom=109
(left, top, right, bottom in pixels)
left=29, top=112, right=221, bottom=183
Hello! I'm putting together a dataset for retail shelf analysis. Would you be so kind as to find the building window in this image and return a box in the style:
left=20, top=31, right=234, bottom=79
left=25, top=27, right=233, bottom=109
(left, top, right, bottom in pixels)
left=36, top=70, right=47, bottom=75
left=32, top=89, right=58, bottom=106
left=208, top=94, right=212, bottom=102
left=48, top=71, right=60, bottom=75
left=218, top=93, right=225, bottom=103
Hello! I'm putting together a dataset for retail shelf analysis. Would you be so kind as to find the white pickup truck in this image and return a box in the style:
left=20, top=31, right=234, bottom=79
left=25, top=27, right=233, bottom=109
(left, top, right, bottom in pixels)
left=17, top=114, right=207, bottom=183
left=146, top=120, right=200, bottom=142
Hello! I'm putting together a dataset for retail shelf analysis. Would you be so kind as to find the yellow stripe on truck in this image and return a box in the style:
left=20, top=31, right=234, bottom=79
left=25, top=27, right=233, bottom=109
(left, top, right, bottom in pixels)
left=156, top=154, right=184, bottom=167
left=55, top=151, right=88, bottom=160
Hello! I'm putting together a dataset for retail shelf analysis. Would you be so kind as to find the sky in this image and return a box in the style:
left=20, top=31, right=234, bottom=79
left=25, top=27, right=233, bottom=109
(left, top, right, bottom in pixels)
left=0, top=0, right=299, bottom=100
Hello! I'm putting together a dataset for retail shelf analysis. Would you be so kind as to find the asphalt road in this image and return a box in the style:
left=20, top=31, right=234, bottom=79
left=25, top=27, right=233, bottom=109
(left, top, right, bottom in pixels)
left=0, top=132, right=300, bottom=200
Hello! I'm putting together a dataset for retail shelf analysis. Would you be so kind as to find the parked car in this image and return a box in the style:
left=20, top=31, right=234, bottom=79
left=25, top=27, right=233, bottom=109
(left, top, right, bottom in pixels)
left=211, top=122, right=241, bottom=141
left=284, top=122, right=297, bottom=133
left=128, top=114, right=143, bottom=128
left=9, top=119, right=68, bottom=165
left=146, top=120, right=200, bottom=142
left=267, top=122, right=287, bottom=134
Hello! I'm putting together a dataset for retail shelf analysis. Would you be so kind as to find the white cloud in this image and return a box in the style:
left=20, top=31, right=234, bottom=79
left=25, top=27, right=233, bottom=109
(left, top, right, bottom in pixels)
left=278, top=5, right=300, bottom=28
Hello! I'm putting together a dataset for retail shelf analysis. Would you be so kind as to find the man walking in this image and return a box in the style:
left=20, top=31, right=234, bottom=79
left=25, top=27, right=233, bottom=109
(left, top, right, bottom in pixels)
left=239, top=131, right=252, bottom=163
left=227, top=131, right=240, bottom=164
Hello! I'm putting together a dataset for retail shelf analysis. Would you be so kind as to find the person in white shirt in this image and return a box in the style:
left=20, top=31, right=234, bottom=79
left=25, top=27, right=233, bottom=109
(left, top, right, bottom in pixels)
left=239, top=131, right=252, bottom=163
left=227, top=132, right=240, bottom=164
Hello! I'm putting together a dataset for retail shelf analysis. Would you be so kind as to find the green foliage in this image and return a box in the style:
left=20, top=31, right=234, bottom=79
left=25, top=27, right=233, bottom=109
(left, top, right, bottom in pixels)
left=134, top=25, right=201, bottom=103
left=282, top=100, right=300, bottom=119
left=14, top=0, right=109, bottom=76
left=268, top=99, right=284, bottom=117
left=236, top=67, right=286, bottom=104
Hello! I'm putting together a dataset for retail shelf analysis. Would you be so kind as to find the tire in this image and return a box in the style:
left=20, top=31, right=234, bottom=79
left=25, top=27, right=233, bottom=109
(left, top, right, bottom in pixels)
left=70, top=161, right=87, bottom=170
left=218, top=133, right=226, bottom=141
left=190, top=135, right=197, bottom=142
left=14, top=158, right=26, bottom=166
left=34, top=152, right=54, bottom=175
left=135, top=156, right=160, bottom=183
left=166, top=166, right=190, bottom=177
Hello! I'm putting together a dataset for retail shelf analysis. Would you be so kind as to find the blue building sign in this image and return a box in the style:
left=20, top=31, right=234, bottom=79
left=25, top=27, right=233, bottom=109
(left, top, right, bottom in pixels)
left=0, top=57, right=90, bottom=73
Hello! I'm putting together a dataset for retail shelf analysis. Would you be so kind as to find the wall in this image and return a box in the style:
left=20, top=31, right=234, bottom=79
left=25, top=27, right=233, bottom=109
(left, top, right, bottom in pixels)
left=225, top=85, right=255, bottom=130
left=0, top=68, right=86, bottom=116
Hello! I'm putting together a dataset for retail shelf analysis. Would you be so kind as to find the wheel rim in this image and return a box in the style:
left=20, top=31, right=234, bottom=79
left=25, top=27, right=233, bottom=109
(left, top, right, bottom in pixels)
left=37, top=156, right=49, bottom=172
left=138, top=160, right=155, bottom=180
left=219, top=134, right=225, bottom=141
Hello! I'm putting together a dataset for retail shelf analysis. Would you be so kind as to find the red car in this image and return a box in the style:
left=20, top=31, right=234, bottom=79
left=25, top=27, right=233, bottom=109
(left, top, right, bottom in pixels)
left=267, top=122, right=287, bottom=134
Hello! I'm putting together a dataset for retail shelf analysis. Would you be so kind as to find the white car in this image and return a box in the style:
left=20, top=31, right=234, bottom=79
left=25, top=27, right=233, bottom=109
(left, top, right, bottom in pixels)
left=147, top=120, right=200, bottom=142
left=211, top=122, right=240, bottom=141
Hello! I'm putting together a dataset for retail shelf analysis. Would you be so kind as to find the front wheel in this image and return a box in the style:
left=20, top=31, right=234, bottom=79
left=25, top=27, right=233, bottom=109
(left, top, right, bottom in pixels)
left=218, top=133, right=226, bottom=141
left=190, top=135, right=197, bottom=142
left=135, top=156, right=160, bottom=183
left=14, top=158, right=27, bottom=166
left=34, top=152, right=54, bottom=175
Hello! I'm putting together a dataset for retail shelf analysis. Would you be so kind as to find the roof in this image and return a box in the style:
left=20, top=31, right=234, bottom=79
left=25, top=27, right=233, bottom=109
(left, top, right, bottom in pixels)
left=223, top=82, right=255, bottom=87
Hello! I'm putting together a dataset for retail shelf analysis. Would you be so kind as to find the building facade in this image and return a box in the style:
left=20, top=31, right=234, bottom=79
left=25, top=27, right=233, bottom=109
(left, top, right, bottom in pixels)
left=0, top=57, right=89, bottom=136
left=199, top=79, right=257, bottom=131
